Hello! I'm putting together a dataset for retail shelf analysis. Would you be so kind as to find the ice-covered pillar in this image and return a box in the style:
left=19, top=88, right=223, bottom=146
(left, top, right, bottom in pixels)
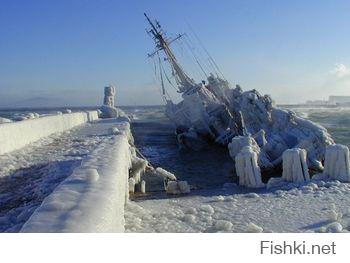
left=323, top=144, right=350, bottom=182
left=235, top=146, right=264, bottom=188
left=282, top=148, right=310, bottom=183
left=103, top=85, right=116, bottom=107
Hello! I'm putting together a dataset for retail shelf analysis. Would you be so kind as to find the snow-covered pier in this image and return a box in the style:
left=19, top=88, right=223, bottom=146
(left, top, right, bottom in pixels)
left=0, top=111, right=99, bottom=155
left=21, top=120, right=132, bottom=232
left=0, top=111, right=134, bottom=232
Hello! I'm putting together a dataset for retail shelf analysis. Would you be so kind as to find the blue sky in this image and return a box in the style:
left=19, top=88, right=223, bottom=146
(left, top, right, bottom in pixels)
left=0, top=0, right=349, bottom=107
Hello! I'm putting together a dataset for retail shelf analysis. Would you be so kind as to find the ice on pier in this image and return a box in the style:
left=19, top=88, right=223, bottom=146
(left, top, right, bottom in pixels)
left=0, top=111, right=99, bottom=155
left=129, top=178, right=136, bottom=193
left=130, top=156, right=148, bottom=184
left=141, top=180, right=146, bottom=194
left=103, top=85, right=116, bottom=107
left=323, top=144, right=350, bottom=182
left=154, top=167, right=177, bottom=181
left=282, top=148, right=310, bottom=183
left=166, top=181, right=190, bottom=194
left=21, top=120, right=132, bottom=232
left=99, top=85, right=130, bottom=120
left=235, top=146, right=264, bottom=188
left=0, top=117, right=12, bottom=124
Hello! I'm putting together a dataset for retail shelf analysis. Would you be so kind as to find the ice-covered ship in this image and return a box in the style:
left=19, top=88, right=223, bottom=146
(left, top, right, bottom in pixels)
left=144, top=14, right=334, bottom=172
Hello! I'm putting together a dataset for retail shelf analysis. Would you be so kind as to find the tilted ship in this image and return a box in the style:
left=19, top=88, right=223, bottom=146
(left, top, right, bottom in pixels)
left=144, top=13, right=334, bottom=172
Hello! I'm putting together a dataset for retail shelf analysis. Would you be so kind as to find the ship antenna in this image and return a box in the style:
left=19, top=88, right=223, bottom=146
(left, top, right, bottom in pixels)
left=144, top=13, right=195, bottom=92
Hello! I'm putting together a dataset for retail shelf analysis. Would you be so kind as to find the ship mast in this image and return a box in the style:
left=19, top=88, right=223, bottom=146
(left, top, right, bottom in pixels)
left=144, top=13, right=195, bottom=93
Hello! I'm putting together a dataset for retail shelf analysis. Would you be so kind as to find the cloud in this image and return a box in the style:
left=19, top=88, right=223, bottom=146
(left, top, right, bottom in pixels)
left=329, top=63, right=350, bottom=78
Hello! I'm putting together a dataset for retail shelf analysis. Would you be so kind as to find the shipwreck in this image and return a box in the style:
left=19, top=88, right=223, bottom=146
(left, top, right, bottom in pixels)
left=144, top=13, right=334, bottom=177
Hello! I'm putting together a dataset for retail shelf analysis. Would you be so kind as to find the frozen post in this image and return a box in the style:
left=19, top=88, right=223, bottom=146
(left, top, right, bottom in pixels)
left=235, top=146, right=264, bottom=188
left=282, top=148, right=310, bottom=183
left=141, top=180, right=146, bottom=194
left=128, top=178, right=136, bottom=193
left=323, top=144, right=350, bottom=182
left=103, top=85, right=116, bottom=107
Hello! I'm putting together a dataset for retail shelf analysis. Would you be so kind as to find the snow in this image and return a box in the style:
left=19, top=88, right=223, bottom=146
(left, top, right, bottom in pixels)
left=0, top=111, right=99, bottom=155
left=0, top=117, right=12, bottom=124
left=215, top=220, right=233, bottom=231
left=166, top=181, right=191, bottom=194
left=323, top=144, right=350, bottom=182
left=125, top=178, right=350, bottom=232
left=235, top=146, right=264, bottom=188
left=100, top=105, right=131, bottom=120
left=21, top=119, right=132, bottom=233
left=246, top=222, right=264, bottom=233
left=154, top=167, right=177, bottom=181
left=282, top=148, right=310, bottom=183
left=0, top=117, right=124, bottom=232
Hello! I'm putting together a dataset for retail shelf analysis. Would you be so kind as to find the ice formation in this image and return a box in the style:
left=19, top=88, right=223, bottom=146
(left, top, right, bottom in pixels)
left=0, top=117, right=12, bottom=124
left=154, top=167, right=177, bottom=181
left=235, top=146, right=264, bottom=188
left=173, top=85, right=334, bottom=172
left=0, top=111, right=99, bottom=155
left=99, top=85, right=131, bottom=120
left=21, top=120, right=132, bottom=232
left=246, top=222, right=263, bottom=233
left=166, top=181, right=190, bottom=194
left=228, top=135, right=272, bottom=169
left=282, top=148, right=310, bottom=183
left=130, top=156, right=148, bottom=184
left=104, top=85, right=116, bottom=107
left=141, top=180, right=146, bottom=194
left=129, top=178, right=136, bottom=193
left=323, top=144, right=350, bottom=182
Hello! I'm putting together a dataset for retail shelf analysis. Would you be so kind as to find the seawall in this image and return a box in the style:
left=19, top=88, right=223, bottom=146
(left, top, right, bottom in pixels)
left=0, top=111, right=99, bottom=155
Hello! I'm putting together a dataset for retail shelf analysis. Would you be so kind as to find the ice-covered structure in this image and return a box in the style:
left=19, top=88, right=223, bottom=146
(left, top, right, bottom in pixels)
left=144, top=14, right=334, bottom=174
left=104, top=85, right=116, bottom=107
left=99, top=85, right=130, bottom=120
left=235, top=146, right=264, bottom=188
left=0, top=117, right=12, bottom=124
left=323, top=144, right=350, bottom=182
left=282, top=148, right=310, bottom=183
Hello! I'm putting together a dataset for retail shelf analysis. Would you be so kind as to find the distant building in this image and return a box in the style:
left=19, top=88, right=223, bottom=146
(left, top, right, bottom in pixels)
left=328, top=96, right=350, bottom=104
left=305, top=100, right=329, bottom=105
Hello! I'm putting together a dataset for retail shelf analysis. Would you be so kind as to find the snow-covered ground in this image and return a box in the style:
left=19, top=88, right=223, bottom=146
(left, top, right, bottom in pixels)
left=0, top=117, right=126, bottom=232
left=125, top=179, right=350, bottom=233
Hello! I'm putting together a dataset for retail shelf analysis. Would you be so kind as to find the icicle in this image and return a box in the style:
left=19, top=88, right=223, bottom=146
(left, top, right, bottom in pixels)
left=282, top=148, right=310, bottom=183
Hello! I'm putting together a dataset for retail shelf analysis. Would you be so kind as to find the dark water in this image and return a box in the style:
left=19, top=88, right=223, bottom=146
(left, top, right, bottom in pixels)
left=123, top=106, right=233, bottom=189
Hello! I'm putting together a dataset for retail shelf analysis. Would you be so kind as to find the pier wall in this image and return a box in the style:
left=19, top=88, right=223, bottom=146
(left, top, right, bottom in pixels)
left=21, top=121, right=132, bottom=232
left=0, top=111, right=99, bottom=155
